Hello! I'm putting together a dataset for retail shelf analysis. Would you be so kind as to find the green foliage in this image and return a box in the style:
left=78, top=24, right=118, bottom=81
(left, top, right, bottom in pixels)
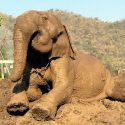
left=0, top=15, right=4, bottom=26
left=0, top=13, right=14, bottom=60
left=1, top=47, right=7, bottom=59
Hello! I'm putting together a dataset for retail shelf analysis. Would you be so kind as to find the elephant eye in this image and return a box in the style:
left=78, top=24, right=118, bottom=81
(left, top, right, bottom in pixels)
left=42, top=16, right=48, bottom=21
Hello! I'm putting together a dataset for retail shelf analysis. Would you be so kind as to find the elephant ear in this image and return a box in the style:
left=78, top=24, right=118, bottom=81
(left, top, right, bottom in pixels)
left=49, top=25, right=75, bottom=59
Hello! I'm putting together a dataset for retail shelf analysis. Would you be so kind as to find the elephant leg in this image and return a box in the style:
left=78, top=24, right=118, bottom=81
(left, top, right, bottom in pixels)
left=7, top=83, right=29, bottom=115
left=31, top=57, right=74, bottom=120
left=7, top=69, right=47, bottom=114
left=26, top=71, right=44, bottom=102
left=31, top=86, right=73, bottom=121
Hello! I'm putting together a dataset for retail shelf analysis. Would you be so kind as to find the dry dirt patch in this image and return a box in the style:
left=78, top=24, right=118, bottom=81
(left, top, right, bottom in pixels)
left=0, top=79, right=125, bottom=125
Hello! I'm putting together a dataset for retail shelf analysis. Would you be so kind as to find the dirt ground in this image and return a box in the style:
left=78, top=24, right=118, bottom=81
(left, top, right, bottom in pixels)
left=0, top=79, right=125, bottom=125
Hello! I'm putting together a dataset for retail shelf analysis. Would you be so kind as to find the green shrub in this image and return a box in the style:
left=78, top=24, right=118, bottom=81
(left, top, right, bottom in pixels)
left=0, top=16, right=4, bottom=26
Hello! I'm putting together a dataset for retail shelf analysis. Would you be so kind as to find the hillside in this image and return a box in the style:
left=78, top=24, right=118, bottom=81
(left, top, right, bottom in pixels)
left=0, top=12, right=15, bottom=60
left=1, top=10, right=125, bottom=74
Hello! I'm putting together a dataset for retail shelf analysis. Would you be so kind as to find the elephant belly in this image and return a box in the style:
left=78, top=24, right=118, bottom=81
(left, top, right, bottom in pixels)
left=72, top=52, right=110, bottom=99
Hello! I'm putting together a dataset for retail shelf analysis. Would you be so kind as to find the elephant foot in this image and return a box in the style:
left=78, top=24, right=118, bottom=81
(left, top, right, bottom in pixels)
left=31, top=100, right=56, bottom=121
left=26, top=87, right=42, bottom=102
left=32, top=104, right=50, bottom=121
left=7, top=91, right=29, bottom=115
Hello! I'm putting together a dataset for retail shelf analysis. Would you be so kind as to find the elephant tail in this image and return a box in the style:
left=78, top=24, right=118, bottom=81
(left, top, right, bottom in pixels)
left=108, top=73, right=125, bottom=101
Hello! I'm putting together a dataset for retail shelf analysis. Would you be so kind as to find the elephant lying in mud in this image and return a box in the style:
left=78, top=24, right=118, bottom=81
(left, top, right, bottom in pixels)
left=6, top=10, right=125, bottom=121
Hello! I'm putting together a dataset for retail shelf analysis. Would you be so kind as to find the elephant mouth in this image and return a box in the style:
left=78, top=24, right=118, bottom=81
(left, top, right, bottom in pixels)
left=32, top=40, right=49, bottom=46
left=37, top=40, right=51, bottom=46
left=31, top=38, right=53, bottom=53
left=30, top=30, right=53, bottom=53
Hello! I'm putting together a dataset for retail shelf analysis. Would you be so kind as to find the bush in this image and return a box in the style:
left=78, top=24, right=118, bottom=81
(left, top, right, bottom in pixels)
left=0, top=16, right=4, bottom=26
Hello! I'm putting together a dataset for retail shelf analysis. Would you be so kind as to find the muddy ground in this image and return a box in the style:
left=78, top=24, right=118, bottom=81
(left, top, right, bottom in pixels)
left=0, top=79, right=125, bottom=125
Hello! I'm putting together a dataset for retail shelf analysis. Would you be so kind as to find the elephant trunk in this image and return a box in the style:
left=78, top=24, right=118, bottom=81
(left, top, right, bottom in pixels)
left=10, top=28, right=29, bottom=82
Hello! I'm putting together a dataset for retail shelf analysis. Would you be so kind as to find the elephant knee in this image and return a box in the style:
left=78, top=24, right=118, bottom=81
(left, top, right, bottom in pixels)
left=29, top=72, right=39, bottom=86
left=29, top=72, right=47, bottom=86
left=26, top=86, right=42, bottom=102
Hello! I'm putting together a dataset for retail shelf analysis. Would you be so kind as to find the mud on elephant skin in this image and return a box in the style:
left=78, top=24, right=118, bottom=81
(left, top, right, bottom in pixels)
left=5, top=10, right=125, bottom=120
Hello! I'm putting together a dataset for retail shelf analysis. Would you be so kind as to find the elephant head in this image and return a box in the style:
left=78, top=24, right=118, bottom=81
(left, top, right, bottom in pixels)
left=10, top=10, right=75, bottom=82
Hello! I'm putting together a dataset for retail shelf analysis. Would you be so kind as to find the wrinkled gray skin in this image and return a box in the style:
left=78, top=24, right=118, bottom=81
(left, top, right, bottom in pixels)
left=6, top=10, right=125, bottom=121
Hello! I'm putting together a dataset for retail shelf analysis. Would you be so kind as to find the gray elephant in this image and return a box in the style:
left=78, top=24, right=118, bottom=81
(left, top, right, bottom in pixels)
left=6, top=10, right=125, bottom=121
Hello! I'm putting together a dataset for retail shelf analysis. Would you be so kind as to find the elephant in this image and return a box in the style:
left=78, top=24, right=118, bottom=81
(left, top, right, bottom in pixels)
left=6, top=10, right=125, bottom=121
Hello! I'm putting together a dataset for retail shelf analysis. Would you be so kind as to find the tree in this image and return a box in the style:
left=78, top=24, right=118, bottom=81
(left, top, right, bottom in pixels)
left=0, top=16, right=3, bottom=26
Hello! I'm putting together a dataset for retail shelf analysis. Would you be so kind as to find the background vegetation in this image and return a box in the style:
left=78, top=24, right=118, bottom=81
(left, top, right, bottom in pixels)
left=0, top=10, right=125, bottom=75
